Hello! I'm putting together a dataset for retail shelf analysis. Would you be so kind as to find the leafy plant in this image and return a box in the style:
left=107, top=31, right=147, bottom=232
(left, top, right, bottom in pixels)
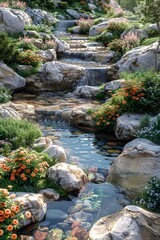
left=107, top=21, right=130, bottom=38
left=0, top=118, right=42, bottom=149
left=0, top=148, right=54, bottom=191
left=0, top=186, right=31, bottom=239
left=0, top=33, right=18, bottom=65
left=136, top=177, right=160, bottom=212
left=0, top=87, right=12, bottom=103
left=138, top=115, right=160, bottom=144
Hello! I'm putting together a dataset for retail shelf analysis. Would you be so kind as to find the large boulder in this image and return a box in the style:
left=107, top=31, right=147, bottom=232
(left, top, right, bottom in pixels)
left=0, top=7, right=31, bottom=34
left=89, top=205, right=160, bottom=240
left=117, top=42, right=160, bottom=72
left=107, top=138, right=160, bottom=194
left=89, top=18, right=128, bottom=36
left=14, top=193, right=47, bottom=227
left=105, top=79, right=125, bottom=91
left=25, top=7, right=57, bottom=25
left=0, top=62, right=26, bottom=90
left=115, top=113, right=145, bottom=141
left=37, top=49, right=57, bottom=63
left=46, top=163, right=88, bottom=192
left=37, top=61, right=85, bottom=92
left=43, top=145, right=66, bottom=163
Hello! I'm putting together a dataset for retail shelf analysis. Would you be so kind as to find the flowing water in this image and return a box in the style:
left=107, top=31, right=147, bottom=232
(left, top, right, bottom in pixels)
left=38, top=120, right=130, bottom=234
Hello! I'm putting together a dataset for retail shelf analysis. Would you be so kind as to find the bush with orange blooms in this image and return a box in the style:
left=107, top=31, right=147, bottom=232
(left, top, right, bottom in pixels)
left=0, top=186, right=31, bottom=239
left=0, top=148, right=54, bottom=191
left=16, top=50, right=42, bottom=68
left=92, top=71, right=160, bottom=132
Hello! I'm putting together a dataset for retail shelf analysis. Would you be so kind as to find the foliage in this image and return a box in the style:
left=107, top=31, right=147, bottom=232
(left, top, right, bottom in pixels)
left=121, top=32, right=140, bottom=51
left=18, top=38, right=38, bottom=51
left=93, top=71, right=160, bottom=132
left=16, top=50, right=42, bottom=68
left=139, top=114, right=151, bottom=129
left=107, top=21, right=130, bottom=38
left=0, top=140, right=12, bottom=157
left=136, top=177, right=160, bottom=212
left=136, top=0, right=160, bottom=71
left=0, top=186, right=31, bottom=239
left=0, top=87, right=12, bottom=104
left=23, top=0, right=56, bottom=10
left=0, top=148, right=55, bottom=191
left=138, top=115, right=160, bottom=144
left=141, top=37, right=159, bottom=46
left=107, top=39, right=125, bottom=58
left=96, top=32, right=114, bottom=46
left=77, top=18, right=93, bottom=34
left=25, top=24, right=52, bottom=34
left=117, top=0, right=137, bottom=11
left=0, top=118, right=42, bottom=149
left=0, top=33, right=18, bottom=65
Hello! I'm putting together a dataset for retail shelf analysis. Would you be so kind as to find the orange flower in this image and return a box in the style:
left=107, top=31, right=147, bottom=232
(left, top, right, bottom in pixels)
left=10, top=212, right=15, bottom=218
left=12, top=219, right=19, bottom=225
left=0, top=229, right=3, bottom=236
left=0, top=217, right=4, bottom=222
left=7, top=225, right=13, bottom=231
left=31, top=172, right=36, bottom=177
left=11, top=234, right=17, bottom=239
left=11, top=206, right=16, bottom=212
left=122, top=100, right=126, bottom=104
left=21, top=165, right=26, bottom=169
left=20, top=173, right=25, bottom=178
left=34, top=168, right=38, bottom=173
left=26, top=169, right=30, bottom=173
left=96, top=122, right=100, bottom=125
left=25, top=211, right=31, bottom=219
left=4, top=214, right=9, bottom=218
left=5, top=209, right=11, bottom=215
left=10, top=176, right=15, bottom=181
left=23, top=176, right=27, bottom=181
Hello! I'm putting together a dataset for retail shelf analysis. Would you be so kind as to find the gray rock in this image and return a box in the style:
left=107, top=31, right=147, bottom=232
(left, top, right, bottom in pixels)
left=46, top=209, right=68, bottom=221
left=89, top=18, right=128, bottom=36
left=25, top=7, right=57, bottom=25
left=0, top=7, right=31, bottom=34
left=14, top=193, right=47, bottom=227
left=74, top=85, right=101, bottom=98
left=23, top=30, right=40, bottom=38
left=0, top=62, right=26, bottom=90
left=0, top=105, right=21, bottom=119
left=37, top=49, right=57, bottom=63
left=43, top=144, right=66, bottom=162
left=39, top=188, right=60, bottom=200
left=89, top=205, right=160, bottom=240
left=33, top=137, right=53, bottom=150
left=115, top=113, right=145, bottom=141
left=105, top=79, right=125, bottom=91
left=107, top=138, right=160, bottom=194
left=47, top=163, right=88, bottom=192
left=117, top=42, right=160, bottom=72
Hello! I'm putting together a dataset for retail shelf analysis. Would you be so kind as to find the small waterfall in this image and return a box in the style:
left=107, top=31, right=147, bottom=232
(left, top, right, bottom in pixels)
left=54, top=20, right=76, bottom=36
left=61, top=51, right=94, bottom=61
left=85, top=67, right=107, bottom=86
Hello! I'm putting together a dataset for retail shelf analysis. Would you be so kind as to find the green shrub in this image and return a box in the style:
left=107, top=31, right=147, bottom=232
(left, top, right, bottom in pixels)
left=0, top=86, right=12, bottom=103
left=138, top=115, right=160, bottom=144
left=136, top=177, right=160, bottom=212
left=0, top=118, right=42, bottom=149
left=18, top=40, right=38, bottom=51
left=96, top=31, right=115, bottom=46
left=108, top=39, right=125, bottom=58
left=0, top=33, right=18, bottom=64
left=107, top=21, right=130, bottom=38
left=139, top=114, right=151, bottom=129
left=23, top=0, right=56, bottom=10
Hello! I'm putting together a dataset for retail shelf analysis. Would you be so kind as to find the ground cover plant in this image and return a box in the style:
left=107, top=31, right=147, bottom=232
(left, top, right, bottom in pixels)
left=0, top=87, right=12, bottom=104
